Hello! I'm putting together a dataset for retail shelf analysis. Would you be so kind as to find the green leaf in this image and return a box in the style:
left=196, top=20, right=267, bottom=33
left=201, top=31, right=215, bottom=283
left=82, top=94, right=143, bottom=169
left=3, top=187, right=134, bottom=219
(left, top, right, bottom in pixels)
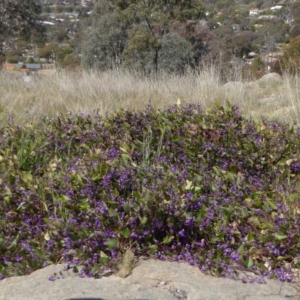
left=44, top=231, right=50, bottom=241
left=100, top=257, right=110, bottom=265
left=4, top=186, right=11, bottom=196
left=124, top=202, right=130, bottom=212
left=104, top=238, right=119, bottom=248
left=120, top=228, right=131, bottom=238
left=254, top=199, right=262, bottom=208
left=163, top=235, right=174, bottom=244
left=139, top=216, right=148, bottom=225
left=7, top=234, right=19, bottom=250
left=245, top=198, right=252, bottom=206
left=246, top=231, right=255, bottom=242
left=237, top=244, right=244, bottom=255
left=211, top=184, right=217, bottom=192
left=260, top=222, right=273, bottom=230
left=80, top=202, right=91, bottom=210
left=276, top=256, right=288, bottom=260
left=68, top=249, right=76, bottom=255
left=232, top=230, right=241, bottom=236
left=16, top=201, right=26, bottom=211
left=80, top=144, right=90, bottom=150
left=246, top=257, right=253, bottom=268
left=57, top=195, right=70, bottom=202
left=100, top=251, right=108, bottom=258
left=248, top=216, right=260, bottom=227
left=149, top=244, right=158, bottom=254
left=211, top=233, right=225, bottom=243
left=274, top=233, right=288, bottom=240
left=120, top=147, right=128, bottom=153
left=256, top=262, right=268, bottom=271
left=266, top=198, right=277, bottom=210
left=21, top=172, right=33, bottom=183
left=215, top=266, right=224, bottom=275
left=294, top=259, right=300, bottom=267
left=185, top=180, right=193, bottom=190
left=0, top=263, right=8, bottom=276
left=142, top=190, right=150, bottom=203
left=121, top=153, right=131, bottom=163
left=114, top=188, right=119, bottom=197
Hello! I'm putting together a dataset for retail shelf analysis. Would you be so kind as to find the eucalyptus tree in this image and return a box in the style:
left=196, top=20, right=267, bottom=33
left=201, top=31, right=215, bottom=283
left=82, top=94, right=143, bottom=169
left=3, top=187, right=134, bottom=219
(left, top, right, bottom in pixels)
left=158, top=33, right=195, bottom=74
left=0, top=0, right=44, bottom=63
left=116, top=0, right=206, bottom=73
left=82, top=0, right=206, bottom=73
left=81, top=0, right=128, bottom=70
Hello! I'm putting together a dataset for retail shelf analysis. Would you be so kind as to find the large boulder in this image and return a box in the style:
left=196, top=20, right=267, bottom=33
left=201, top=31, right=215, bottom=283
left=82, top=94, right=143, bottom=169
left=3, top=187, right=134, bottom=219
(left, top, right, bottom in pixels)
left=257, top=72, right=282, bottom=86
left=0, top=259, right=298, bottom=300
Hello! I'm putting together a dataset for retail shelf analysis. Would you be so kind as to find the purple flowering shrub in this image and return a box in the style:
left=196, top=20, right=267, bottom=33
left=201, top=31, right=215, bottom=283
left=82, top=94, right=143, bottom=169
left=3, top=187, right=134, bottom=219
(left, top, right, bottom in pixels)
left=0, top=103, right=300, bottom=282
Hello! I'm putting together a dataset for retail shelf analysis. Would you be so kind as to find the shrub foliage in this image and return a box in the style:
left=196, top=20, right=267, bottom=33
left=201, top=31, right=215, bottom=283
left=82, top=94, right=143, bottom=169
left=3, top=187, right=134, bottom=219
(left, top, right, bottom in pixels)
left=0, top=103, right=300, bottom=282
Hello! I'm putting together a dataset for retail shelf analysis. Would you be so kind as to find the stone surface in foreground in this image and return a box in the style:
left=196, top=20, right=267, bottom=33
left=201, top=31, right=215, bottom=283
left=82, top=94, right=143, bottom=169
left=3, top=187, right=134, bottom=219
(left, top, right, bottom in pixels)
left=0, top=259, right=299, bottom=300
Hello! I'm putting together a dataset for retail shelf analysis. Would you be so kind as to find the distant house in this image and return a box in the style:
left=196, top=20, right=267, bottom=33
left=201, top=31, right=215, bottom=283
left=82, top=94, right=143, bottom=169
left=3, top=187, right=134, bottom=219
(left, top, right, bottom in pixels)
left=249, top=8, right=262, bottom=17
left=3, top=62, right=17, bottom=71
left=3, top=62, right=42, bottom=73
left=258, top=15, right=281, bottom=23
left=42, top=21, right=55, bottom=26
left=25, top=63, right=42, bottom=72
left=270, top=6, right=282, bottom=11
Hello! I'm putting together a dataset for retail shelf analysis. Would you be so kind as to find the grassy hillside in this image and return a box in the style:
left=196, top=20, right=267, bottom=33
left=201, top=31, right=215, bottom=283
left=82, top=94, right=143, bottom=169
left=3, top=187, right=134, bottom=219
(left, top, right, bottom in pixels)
left=1, top=67, right=300, bottom=127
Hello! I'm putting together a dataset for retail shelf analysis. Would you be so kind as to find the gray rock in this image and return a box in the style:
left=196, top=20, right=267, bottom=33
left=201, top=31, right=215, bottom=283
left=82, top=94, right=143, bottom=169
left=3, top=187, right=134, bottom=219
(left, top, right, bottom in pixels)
left=257, top=73, right=282, bottom=86
left=0, top=259, right=299, bottom=300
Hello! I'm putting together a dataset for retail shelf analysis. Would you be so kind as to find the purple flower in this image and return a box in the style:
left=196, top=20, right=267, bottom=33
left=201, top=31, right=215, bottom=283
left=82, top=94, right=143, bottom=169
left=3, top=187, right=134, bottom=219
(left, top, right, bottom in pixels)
left=63, top=237, right=72, bottom=249
left=184, top=193, right=194, bottom=200
left=230, top=252, right=240, bottom=262
left=275, top=268, right=294, bottom=282
left=184, top=217, right=195, bottom=227
left=15, top=255, right=23, bottom=262
left=130, top=232, right=138, bottom=239
left=105, top=148, right=120, bottom=160
left=179, top=229, right=186, bottom=238
left=48, top=275, right=56, bottom=281
left=102, top=172, right=113, bottom=188
left=290, top=162, right=300, bottom=174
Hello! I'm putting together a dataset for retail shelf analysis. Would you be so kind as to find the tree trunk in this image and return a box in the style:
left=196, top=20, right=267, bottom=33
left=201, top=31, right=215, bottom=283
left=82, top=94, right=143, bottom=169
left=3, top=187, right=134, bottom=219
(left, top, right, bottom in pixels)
left=154, top=49, right=158, bottom=75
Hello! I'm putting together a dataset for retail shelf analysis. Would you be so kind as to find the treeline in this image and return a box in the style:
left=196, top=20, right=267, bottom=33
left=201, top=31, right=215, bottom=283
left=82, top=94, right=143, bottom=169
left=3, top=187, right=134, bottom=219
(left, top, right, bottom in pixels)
left=3, top=0, right=300, bottom=76
left=79, top=0, right=300, bottom=75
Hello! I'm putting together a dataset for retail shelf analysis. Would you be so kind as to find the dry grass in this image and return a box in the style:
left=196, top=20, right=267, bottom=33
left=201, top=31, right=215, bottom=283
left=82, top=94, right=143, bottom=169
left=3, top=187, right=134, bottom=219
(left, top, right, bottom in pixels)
left=1, top=65, right=300, bottom=127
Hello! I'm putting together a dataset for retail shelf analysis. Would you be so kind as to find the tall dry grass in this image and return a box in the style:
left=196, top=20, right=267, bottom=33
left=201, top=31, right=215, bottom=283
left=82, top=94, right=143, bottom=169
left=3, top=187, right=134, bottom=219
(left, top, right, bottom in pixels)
left=1, top=65, right=300, bottom=127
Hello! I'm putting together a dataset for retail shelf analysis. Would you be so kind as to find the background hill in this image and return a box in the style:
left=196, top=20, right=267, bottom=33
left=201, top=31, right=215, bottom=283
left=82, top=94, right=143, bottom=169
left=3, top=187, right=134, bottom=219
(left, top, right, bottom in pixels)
left=2, top=0, right=300, bottom=77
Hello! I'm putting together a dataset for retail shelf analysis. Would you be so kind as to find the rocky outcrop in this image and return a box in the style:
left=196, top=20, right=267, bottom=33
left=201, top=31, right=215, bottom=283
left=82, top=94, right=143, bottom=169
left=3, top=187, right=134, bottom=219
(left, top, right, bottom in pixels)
left=222, top=81, right=244, bottom=92
left=0, top=258, right=299, bottom=300
left=223, top=73, right=282, bottom=91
